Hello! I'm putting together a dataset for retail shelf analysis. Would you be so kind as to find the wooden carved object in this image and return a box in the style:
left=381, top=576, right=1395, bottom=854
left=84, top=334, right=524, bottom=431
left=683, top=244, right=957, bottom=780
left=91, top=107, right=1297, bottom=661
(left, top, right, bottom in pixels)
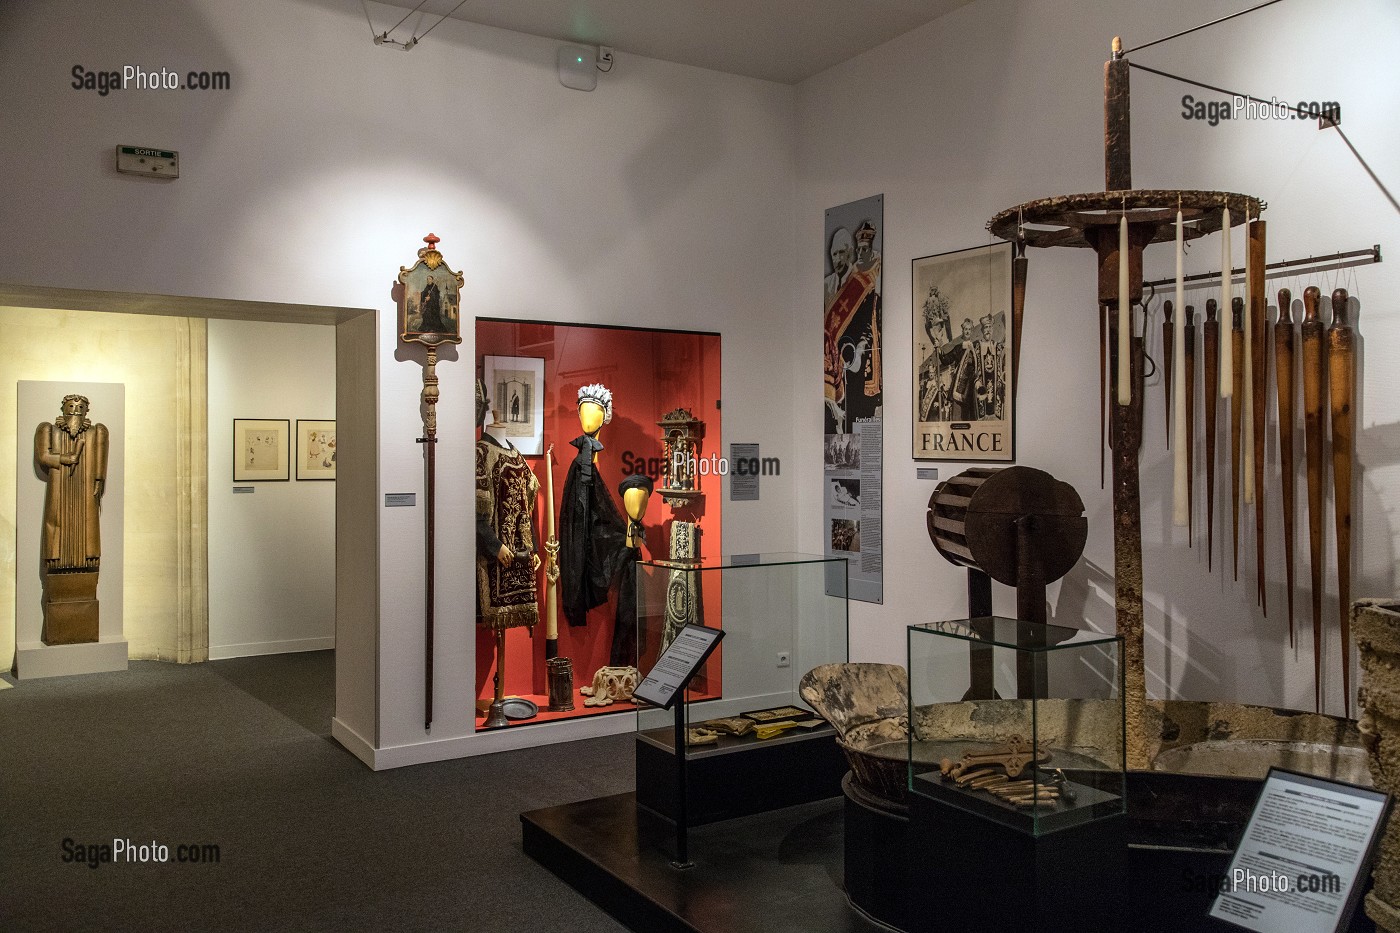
left=1300, top=286, right=1327, bottom=713
left=1249, top=222, right=1269, bottom=612
left=1231, top=296, right=1245, bottom=581
left=1203, top=300, right=1219, bottom=569
left=1274, top=289, right=1297, bottom=648
left=1329, top=288, right=1356, bottom=718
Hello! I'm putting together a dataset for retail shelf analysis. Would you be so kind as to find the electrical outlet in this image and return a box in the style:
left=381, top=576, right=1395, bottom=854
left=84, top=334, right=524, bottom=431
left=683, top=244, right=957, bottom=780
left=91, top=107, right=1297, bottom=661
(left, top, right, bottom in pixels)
left=776, top=652, right=791, bottom=668
left=598, top=46, right=614, bottom=65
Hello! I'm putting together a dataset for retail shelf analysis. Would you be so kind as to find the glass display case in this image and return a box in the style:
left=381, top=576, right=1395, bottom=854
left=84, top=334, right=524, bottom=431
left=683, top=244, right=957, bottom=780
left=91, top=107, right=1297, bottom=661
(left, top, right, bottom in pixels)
left=633, top=553, right=849, bottom=824
left=907, top=617, right=1124, bottom=835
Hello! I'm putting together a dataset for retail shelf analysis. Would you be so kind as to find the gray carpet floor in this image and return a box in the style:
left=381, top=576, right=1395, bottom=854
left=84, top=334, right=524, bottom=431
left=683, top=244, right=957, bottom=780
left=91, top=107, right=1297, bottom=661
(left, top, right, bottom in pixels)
left=0, top=652, right=635, bottom=933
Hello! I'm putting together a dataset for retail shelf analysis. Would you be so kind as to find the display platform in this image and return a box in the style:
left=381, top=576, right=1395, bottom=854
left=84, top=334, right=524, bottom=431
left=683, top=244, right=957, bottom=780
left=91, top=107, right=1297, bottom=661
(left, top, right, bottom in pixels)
left=521, top=792, right=886, bottom=933
left=636, top=721, right=845, bottom=825
left=15, top=637, right=128, bottom=679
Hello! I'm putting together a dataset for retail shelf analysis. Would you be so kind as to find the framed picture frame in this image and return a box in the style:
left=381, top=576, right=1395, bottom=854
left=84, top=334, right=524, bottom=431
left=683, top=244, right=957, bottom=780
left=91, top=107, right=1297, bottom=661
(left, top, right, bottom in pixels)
left=911, top=242, right=1015, bottom=462
left=482, top=355, right=545, bottom=455
left=296, top=419, right=337, bottom=481
left=233, top=419, right=289, bottom=481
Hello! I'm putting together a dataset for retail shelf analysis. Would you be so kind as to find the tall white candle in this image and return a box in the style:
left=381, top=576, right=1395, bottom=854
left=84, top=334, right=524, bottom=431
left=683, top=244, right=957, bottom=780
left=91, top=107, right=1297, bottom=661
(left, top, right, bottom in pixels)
left=1220, top=207, right=1233, bottom=397
left=1173, top=210, right=1188, bottom=527
left=1243, top=216, right=1254, bottom=503
left=1118, top=213, right=1130, bottom=405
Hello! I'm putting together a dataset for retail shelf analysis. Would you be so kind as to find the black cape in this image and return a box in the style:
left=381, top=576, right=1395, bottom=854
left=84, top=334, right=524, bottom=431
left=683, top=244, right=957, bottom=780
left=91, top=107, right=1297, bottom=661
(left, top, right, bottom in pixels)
left=559, top=434, right=627, bottom=627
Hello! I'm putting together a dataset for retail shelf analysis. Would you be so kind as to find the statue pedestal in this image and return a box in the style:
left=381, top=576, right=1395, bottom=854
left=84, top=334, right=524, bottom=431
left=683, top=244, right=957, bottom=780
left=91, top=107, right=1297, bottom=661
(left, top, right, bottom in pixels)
left=42, top=570, right=100, bottom=645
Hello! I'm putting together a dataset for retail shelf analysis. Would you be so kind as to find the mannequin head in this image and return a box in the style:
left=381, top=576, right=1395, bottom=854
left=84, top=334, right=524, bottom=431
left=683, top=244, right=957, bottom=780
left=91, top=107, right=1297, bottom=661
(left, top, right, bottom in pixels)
left=576, top=383, right=614, bottom=436
left=618, top=474, right=654, bottom=549
left=579, top=401, right=605, bottom=435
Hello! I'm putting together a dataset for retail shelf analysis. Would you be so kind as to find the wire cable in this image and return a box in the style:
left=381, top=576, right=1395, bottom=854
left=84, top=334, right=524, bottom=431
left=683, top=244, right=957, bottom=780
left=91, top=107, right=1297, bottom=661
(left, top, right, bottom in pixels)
left=1122, top=0, right=1289, bottom=56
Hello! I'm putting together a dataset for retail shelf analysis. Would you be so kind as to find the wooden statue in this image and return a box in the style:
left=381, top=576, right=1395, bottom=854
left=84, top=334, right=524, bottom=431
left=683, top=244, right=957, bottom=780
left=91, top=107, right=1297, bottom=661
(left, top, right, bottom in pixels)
left=36, top=394, right=109, bottom=645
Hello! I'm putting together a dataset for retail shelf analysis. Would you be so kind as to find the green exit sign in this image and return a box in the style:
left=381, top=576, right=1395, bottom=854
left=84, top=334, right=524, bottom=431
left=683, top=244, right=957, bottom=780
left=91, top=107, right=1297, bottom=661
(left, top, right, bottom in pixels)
left=115, top=145, right=179, bottom=178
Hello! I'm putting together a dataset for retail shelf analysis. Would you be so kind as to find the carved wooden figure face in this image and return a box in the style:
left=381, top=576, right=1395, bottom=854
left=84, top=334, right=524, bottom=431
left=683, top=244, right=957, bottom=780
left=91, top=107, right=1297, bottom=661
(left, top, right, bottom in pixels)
left=579, top=401, right=605, bottom=435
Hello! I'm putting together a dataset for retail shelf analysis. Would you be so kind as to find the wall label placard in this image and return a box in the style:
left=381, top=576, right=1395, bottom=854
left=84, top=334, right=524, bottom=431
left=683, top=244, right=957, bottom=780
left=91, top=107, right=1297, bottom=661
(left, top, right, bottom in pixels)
left=232, top=486, right=254, bottom=494
left=384, top=493, right=417, bottom=508
left=633, top=624, right=724, bottom=710
left=1210, top=768, right=1389, bottom=933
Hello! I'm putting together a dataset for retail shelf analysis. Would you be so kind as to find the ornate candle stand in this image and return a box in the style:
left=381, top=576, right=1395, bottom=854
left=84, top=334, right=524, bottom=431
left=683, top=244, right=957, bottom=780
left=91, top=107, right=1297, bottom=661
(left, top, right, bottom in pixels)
left=985, top=42, right=1263, bottom=767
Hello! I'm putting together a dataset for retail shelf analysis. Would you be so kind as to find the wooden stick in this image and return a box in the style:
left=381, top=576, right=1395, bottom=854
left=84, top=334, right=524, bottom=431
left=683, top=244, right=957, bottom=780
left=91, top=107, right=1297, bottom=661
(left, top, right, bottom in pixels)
left=1185, top=305, right=1197, bottom=544
left=1300, top=286, right=1327, bottom=713
left=1274, top=289, right=1297, bottom=648
left=543, top=444, right=560, bottom=661
left=1329, top=288, right=1356, bottom=718
left=1250, top=222, right=1268, bottom=613
left=1204, top=300, right=1219, bottom=569
left=1164, top=300, right=1174, bottom=448
left=1231, top=296, right=1245, bottom=582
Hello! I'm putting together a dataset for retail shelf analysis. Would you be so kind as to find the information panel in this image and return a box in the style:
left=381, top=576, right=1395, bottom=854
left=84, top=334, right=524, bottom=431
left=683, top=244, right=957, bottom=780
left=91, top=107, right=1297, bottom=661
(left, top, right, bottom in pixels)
left=633, top=624, right=724, bottom=710
left=1210, top=768, right=1389, bottom=933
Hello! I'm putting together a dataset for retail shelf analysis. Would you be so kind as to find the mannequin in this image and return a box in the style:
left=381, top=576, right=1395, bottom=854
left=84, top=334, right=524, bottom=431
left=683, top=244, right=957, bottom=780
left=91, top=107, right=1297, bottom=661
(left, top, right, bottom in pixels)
left=559, top=383, right=627, bottom=628
left=610, top=473, right=653, bottom=667
left=475, top=378, right=541, bottom=727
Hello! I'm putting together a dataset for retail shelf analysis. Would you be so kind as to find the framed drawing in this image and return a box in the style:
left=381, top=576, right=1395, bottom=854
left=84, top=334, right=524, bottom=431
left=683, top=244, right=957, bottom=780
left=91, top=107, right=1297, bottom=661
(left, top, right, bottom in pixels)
left=296, top=420, right=336, bottom=481
left=911, top=242, right=1015, bottom=462
left=482, top=355, right=545, bottom=455
left=233, top=419, right=289, bottom=481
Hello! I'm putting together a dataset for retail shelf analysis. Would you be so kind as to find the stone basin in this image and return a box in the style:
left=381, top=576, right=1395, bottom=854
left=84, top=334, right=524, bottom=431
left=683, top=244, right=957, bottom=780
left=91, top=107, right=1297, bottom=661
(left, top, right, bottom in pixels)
left=1152, top=739, right=1372, bottom=785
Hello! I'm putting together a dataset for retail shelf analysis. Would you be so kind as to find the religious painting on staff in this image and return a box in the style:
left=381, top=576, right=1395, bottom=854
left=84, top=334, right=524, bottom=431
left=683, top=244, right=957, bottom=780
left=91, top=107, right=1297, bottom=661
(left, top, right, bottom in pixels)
left=822, top=194, right=884, bottom=603
left=911, top=242, right=1015, bottom=462
left=233, top=419, right=289, bottom=481
left=296, top=420, right=336, bottom=481
left=396, top=234, right=464, bottom=348
left=482, top=355, right=545, bottom=455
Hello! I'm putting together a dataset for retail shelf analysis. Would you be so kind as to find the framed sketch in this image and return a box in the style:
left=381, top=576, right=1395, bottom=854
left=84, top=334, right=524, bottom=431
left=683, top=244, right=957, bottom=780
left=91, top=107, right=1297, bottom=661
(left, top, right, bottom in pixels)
left=911, top=242, right=1015, bottom=462
left=233, top=419, right=289, bottom=481
left=296, top=420, right=337, bottom=481
left=482, top=355, right=545, bottom=455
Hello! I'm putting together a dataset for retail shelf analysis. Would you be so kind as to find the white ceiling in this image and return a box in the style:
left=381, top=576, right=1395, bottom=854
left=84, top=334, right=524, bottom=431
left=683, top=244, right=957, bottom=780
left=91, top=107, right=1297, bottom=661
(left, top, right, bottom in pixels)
left=381, top=0, right=976, bottom=84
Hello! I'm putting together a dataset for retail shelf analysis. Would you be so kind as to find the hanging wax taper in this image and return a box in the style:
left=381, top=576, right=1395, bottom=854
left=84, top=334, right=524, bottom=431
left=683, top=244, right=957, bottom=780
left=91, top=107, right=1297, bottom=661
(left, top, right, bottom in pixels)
left=1274, top=288, right=1297, bottom=648
left=1172, top=207, right=1188, bottom=526
left=1242, top=215, right=1254, bottom=505
left=1300, top=286, right=1326, bottom=712
left=1221, top=207, right=1233, bottom=397
left=1117, top=210, right=1130, bottom=404
left=1203, top=299, right=1220, bottom=569
left=1249, top=220, right=1268, bottom=612
left=1164, top=301, right=1174, bottom=450
left=1329, top=288, right=1356, bottom=717
left=1231, top=296, right=1245, bottom=581
left=1184, top=304, right=1197, bottom=541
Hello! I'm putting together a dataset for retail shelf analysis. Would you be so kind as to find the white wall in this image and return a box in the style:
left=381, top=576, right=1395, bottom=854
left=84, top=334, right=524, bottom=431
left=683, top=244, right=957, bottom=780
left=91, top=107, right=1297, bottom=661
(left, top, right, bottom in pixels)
left=0, top=1, right=798, bottom=763
left=795, top=0, right=1400, bottom=715
left=206, top=319, right=335, bottom=658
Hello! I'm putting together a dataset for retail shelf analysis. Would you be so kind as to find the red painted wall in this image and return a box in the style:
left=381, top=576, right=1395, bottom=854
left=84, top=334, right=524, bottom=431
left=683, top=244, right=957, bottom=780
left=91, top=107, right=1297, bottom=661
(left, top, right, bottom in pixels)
left=474, top=319, right=722, bottom=722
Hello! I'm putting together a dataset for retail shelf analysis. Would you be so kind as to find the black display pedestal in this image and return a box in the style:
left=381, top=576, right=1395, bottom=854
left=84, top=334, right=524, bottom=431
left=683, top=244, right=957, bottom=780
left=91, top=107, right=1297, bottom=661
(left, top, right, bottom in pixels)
left=635, top=723, right=846, bottom=825
left=906, top=788, right=1127, bottom=931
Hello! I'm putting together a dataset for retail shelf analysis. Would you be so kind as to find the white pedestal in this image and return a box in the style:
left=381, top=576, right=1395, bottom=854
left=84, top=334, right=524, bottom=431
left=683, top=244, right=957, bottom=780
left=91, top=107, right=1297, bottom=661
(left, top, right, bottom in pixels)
left=15, top=638, right=129, bottom=679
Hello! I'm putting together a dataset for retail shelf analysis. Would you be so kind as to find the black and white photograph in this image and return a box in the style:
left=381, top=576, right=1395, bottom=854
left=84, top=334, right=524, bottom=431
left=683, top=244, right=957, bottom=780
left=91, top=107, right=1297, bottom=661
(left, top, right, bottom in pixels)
left=823, top=433, right=860, bottom=471
left=483, top=355, right=544, bottom=455
left=911, top=242, right=1014, bottom=462
left=829, top=478, right=860, bottom=509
